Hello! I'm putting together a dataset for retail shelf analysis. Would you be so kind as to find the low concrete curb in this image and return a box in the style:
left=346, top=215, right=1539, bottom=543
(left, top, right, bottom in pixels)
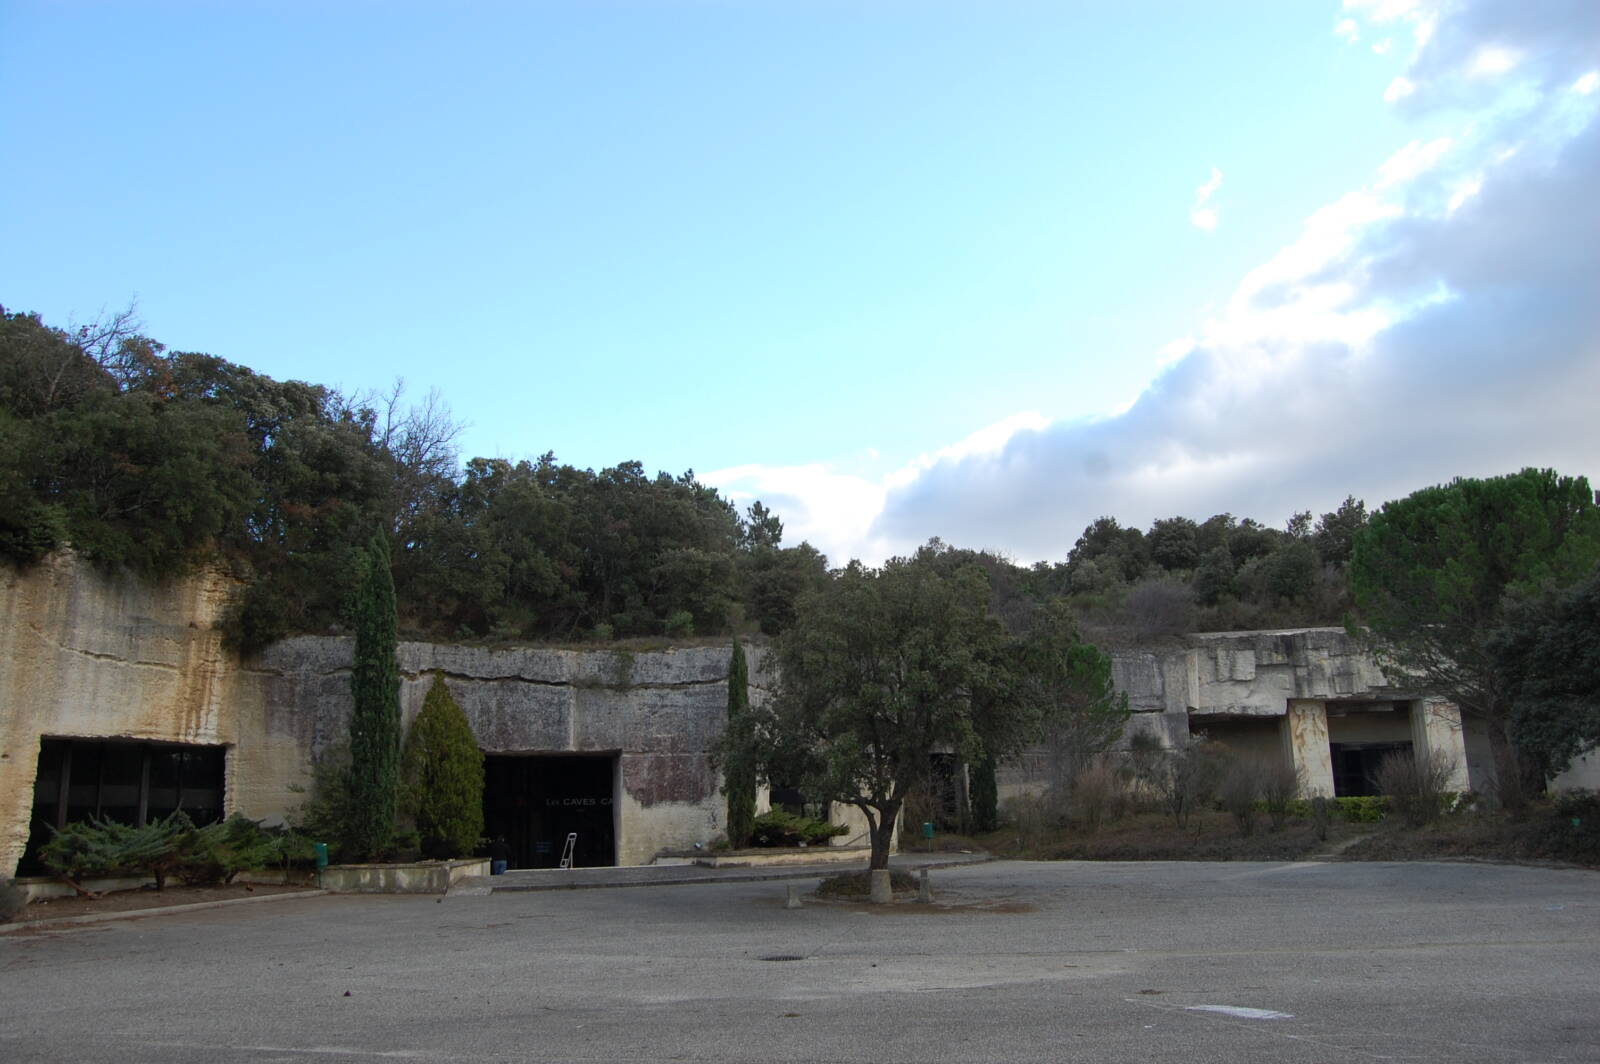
left=456, top=851, right=995, bottom=895
left=0, top=889, right=330, bottom=935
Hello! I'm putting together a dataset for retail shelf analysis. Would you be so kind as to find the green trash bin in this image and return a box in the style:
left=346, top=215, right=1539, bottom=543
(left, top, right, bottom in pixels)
left=312, top=842, right=329, bottom=869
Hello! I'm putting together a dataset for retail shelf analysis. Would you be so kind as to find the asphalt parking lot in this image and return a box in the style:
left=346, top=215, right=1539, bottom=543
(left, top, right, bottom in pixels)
left=2, top=858, right=1597, bottom=1063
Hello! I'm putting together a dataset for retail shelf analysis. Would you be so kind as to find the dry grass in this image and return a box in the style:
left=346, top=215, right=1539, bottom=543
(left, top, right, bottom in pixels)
left=970, top=798, right=1600, bottom=869
left=978, top=811, right=1369, bottom=862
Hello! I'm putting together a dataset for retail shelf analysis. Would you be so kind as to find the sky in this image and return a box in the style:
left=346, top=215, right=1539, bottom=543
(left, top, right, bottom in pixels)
left=3, top=1, right=1596, bottom=568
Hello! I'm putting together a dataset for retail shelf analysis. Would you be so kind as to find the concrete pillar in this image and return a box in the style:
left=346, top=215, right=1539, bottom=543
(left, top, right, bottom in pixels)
left=1409, top=699, right=1471, bottom=791
left=1282, top=699, right=1335, bottom=798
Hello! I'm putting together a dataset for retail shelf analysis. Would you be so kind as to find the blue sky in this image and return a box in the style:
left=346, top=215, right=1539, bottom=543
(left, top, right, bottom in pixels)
left=4, top=1, right=1596, bottom=566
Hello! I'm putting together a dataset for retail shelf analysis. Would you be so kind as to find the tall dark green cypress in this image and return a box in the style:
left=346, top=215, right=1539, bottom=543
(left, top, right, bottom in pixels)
left=723, top=638, right=757, bottom=849
left=969, top=753, right=999, bottom=833
left=347, top=529, right=401, bottom=860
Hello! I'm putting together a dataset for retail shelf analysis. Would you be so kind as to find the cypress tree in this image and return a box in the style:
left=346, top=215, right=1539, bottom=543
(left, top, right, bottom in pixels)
left=723, top=638, right=757, bottom=848
left=970, top=753, right=999, bottom=833
left=401, top=673, right=485, bottom=858
left=347, top=530, right=401, bottom=860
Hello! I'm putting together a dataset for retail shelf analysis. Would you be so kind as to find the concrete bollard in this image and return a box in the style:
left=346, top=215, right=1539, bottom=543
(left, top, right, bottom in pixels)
left=785, top=883, right=803, bottom=909
left=868, top=868, right=893, bottom=904
left=917, top=867, right=932, bottom=903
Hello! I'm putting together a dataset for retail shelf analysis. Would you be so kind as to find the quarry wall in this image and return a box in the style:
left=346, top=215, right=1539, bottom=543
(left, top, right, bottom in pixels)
left=0, top=553, right=761, bottom=875
left=8, top=552, right=1591, bottom=876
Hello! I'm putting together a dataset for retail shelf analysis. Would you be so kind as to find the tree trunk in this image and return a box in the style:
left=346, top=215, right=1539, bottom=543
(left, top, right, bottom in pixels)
left=1486, top=714, right=1528, bottom=814
left=867, top=799, right=900, bottom=872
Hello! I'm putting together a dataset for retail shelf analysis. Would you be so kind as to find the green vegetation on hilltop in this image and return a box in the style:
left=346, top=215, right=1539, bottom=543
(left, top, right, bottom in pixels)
left=0, top=306, right=825, bottom=649
left=1352, top=469, right=1600, bottom=807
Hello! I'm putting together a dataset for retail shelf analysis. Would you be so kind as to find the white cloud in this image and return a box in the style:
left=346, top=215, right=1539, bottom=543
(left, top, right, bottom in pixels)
left=884, top=412, right=1050, bottom=493
left=857, top=0, right=1600, bottom=564
left=1384, top=75, right=1417, bottom=102
left=1336, top=18, right=1360, bottom=43
left=1376, top=137, right=1453, bottom=187
left=699, top=462, right=888, bottom=567
left=1468, top=45, right=1521, bottom=77
left=1155, top=336, right=1196, bottom=369
left=1447, top=175, right=1483, bottom=212
left=719, top=2, right=1600, bottom=567
left=1189, top=167, right=1224, bottom=231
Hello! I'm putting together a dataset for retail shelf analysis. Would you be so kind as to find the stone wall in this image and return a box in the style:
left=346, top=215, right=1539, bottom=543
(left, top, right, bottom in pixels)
left=1000, top=627, right=1431, bottom=802
left=0, top=554, right=756, bottom=876
left=246, top=637, right=762, bottom=867
left=1, top=553, right=252, bottom=877
left=2, top=555, right=1540, bottom=875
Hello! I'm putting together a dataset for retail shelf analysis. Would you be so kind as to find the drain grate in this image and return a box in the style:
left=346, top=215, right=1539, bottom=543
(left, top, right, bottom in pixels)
left=760, top=954, right=806, bottom=962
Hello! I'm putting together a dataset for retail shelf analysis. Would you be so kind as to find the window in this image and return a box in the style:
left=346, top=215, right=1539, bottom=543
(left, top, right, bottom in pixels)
left=18, top=738, right=226, bottom=876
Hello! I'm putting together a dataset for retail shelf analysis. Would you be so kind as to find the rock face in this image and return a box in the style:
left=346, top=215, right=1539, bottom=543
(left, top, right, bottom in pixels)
left=999, top=629, right=1424, bottom=803
left=1, top=553, right=246, bottom=878
left=1108, top=629, right=1402, bottom=718
left=248, top=637, right=763, bottom=866
left=2, top=553, right=1469, bottom=878
left=0, top=554, right=760, bottom=875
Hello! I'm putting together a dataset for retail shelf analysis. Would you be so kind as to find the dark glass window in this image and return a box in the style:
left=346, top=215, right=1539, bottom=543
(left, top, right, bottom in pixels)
left=18, top=738, right=227, bottom=876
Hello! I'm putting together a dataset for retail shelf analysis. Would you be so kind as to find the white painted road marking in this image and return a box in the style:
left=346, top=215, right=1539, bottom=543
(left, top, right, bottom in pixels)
left=1185, top=1005, right=1295, bottom=1020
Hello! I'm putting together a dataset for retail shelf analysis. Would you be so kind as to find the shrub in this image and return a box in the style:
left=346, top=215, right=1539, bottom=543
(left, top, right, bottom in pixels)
left=291, top=743, right=360, bottom=861
left=173, top=814, right=287, bottom=885
left=1001, top=792, right=1052, bottom=848
left=1217, top=755, right=1260, bottom=837
left=1259, top=758, right=1301, bottom=832
left=1070, top=757, right=1125, bottom=833
left=400, top=673, right=486, bottom=859
left=36, top=813, right=288, bottom=891
left=1284, top=795, right=1388, bottom=822
left=1147, top=738, right=1222, bottom=829
left=664, top=610, right=695, bottom=637
left=1125, top=579, right=1196, bottom=638
left=1374, top=751, right=1457, bottom=828
left=39, top=814, right=189, bottom=891
left=749, top=809, right=846, bottom=847
left=1309, top=795, right=1334, bottom=841
left=1518, top=790, right=1600, bottom=863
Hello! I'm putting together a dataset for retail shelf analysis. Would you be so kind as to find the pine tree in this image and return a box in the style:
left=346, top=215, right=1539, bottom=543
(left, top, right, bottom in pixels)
left=401, top=673, right=486, bottom=858
left=347, top=529, right=401, bottom=859
left=722, top=638, right=757, bottom=848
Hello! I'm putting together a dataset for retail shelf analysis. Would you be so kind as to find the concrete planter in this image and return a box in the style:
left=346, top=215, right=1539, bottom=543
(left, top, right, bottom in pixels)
left=693, top=846, right=870, bottom=869
left=318, top=858, right=490, bottom=894
left=11, top=875, right=154, bottom=903
left=13, top=868, right=316, bottom=901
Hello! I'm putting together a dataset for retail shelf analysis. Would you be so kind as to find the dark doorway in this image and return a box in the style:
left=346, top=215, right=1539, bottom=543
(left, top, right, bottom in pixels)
left=1331, top=741, right=1412, bottom=797
left=926, top=753, right=968, bottom=831
left=482, top=755, right=616, bottom=869
left=19, top=738, right=226, bottom=876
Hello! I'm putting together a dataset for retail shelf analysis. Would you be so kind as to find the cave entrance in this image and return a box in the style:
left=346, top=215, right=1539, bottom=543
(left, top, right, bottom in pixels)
left=1331, top=742, right=1412, bottom=797
left=482, top=754, right=617, bottom=869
